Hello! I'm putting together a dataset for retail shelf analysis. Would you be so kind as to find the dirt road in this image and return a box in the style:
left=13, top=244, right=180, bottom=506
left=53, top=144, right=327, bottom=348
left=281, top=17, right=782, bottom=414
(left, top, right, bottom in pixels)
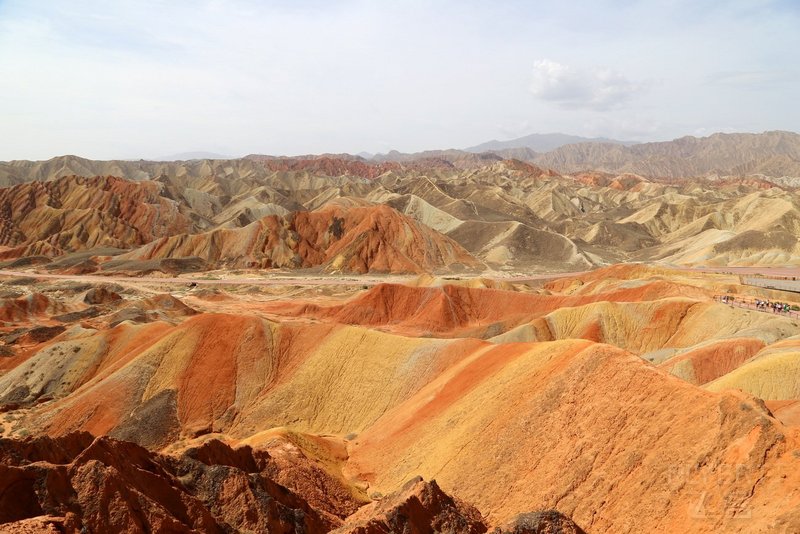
left=5, top=264, right=800, bottom=289
left=679, top=266, right=800, bottom=277
left=0, top=269, right=586, bottom=287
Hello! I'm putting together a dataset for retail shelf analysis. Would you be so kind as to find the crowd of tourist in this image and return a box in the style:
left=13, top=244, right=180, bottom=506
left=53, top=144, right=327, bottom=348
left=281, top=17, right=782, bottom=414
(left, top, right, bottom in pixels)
left=754, top=299, right=791, bottom=313
left=719, top=295, right=795, bottom=314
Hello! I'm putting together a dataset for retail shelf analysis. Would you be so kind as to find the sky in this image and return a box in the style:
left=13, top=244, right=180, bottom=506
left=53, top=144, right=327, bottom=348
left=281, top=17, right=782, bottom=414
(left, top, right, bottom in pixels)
left=0, top=0, right=798, bottom=160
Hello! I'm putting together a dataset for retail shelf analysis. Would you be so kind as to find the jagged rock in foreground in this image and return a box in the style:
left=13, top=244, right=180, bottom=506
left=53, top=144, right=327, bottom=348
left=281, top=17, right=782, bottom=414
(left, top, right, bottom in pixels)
left=334, top=477, right=586, bottom=534
left=495, top=511, right=586, bottom=534
left=0, top=433, right=583, bottom=534
left=333, top=476, right=488, bottom=533
left=0, top=433, right=333, bottom=533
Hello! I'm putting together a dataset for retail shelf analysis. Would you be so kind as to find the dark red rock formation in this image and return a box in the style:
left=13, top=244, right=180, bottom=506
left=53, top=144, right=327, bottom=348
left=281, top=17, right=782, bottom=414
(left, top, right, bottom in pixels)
left=0, top=433, right=332, bottom=533
left=495, top=511, right=586, bottom=534
left=333, top=477, right=488, bottom=534
left=0, top=434, right=584, bottom=533
left=336, top=477, right=587, bottom=534
left=83, top=287, right=122, bottom=305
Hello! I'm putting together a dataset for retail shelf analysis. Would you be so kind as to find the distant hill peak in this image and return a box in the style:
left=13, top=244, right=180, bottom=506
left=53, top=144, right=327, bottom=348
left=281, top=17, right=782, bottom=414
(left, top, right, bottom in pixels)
left=465, top=133, right=639, bottom=153
left=534, top=130, right=800, bottom=178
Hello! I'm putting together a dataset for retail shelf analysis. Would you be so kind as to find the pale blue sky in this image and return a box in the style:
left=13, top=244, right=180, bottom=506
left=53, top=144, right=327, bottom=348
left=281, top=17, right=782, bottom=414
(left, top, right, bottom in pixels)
left=0, top=0, right=798, bottom=160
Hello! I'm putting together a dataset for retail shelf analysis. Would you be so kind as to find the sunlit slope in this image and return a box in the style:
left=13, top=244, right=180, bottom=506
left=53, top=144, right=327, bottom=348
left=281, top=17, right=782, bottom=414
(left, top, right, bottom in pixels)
left=706, top=340, right=800, bottom=400
left=6, top=314, right=487, bottom=445
left=2, top=265, right=800, bottom=532
left=345, top=339, right=800, bottom=533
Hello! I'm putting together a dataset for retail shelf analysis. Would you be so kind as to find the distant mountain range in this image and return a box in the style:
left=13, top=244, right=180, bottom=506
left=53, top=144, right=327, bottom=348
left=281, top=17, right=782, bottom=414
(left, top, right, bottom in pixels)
left=3, top=131, right=800, bottom=185
left=465, top=133, right=638, bottom=153
left=531, top=130, right=800, bottom=178
left=370, top=130, right=800, bottom=180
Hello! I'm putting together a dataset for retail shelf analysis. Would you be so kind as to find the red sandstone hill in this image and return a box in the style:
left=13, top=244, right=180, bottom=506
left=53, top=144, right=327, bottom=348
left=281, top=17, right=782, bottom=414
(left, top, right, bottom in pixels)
left=0, top=175, right=190, bottom=259
left=2, top=154, right=800, bottom=268
left=5, top=302, right=799, bottom=533
left=247, top=155, right=402, bottom=179
left=121, top=203, right=480, bottom=273
left=2, top=266, right=800, bottom=531
left=263, top=278, right=711, bottom=338
left=0, top=173, right=481, bottom=274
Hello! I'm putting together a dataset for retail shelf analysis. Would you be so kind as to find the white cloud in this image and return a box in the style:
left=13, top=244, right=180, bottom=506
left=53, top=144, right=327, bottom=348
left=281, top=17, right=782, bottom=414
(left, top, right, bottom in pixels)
left=530, top=59, right=647, bottom=111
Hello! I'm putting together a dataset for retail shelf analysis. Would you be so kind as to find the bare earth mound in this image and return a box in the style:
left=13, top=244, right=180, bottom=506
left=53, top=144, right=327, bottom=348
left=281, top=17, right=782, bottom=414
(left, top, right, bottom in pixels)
left=122, top=203, right=479, bottom=273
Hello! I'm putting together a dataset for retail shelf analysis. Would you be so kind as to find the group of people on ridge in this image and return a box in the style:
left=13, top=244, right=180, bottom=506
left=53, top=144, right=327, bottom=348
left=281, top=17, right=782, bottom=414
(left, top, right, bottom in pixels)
left=754, top=299, right=791, bottom=313
left=720, top=295, right=794, bottom=314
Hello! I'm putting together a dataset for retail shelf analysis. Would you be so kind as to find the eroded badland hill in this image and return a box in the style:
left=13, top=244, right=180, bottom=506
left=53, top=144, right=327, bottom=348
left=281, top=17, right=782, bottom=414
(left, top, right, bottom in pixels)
left=2, top=144, right=800, bottom=532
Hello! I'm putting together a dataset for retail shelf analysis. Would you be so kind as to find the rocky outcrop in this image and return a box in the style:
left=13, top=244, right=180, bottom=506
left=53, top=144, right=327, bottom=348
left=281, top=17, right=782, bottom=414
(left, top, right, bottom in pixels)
left=334, top=477, right=488, bottom=533
left=495, top=511, right=586, bottom=534
left=83, top=286, right=122, bottom=305
left=0, top=433, right=333, bottom=533
left=334, top=477, right=588, bottom=534
left=0, top=434, right=586, bottom=534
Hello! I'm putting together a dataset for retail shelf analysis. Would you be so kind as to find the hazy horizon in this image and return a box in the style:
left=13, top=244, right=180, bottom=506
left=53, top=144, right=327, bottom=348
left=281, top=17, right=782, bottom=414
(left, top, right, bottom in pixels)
left=4, top=129, right=800, bottom=163
left=1, top=0, right=798, bottom=160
